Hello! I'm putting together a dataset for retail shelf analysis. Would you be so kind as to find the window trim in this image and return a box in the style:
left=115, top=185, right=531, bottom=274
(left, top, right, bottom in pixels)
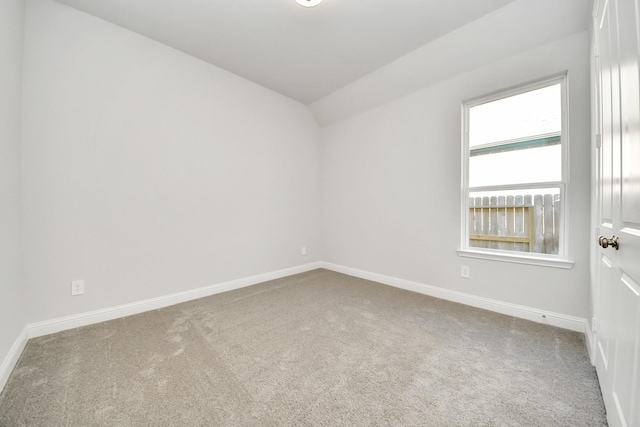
left=459, top=74, right=573, bottom=268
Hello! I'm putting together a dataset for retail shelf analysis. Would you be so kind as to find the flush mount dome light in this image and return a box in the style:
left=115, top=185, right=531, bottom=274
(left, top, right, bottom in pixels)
left=296, top=0, right=323, bottom=7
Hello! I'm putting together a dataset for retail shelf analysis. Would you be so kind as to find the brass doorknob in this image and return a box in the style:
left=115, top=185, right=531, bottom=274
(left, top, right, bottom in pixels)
left=598, top=235, right=620, bottom=250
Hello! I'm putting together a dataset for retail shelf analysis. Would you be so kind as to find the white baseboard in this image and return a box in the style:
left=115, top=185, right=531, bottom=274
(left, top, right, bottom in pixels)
left=0, top=327, right=29, bottom=393
left=321, top=262, right=588, bottom=333
left=26, top=262, right=322, bottom=339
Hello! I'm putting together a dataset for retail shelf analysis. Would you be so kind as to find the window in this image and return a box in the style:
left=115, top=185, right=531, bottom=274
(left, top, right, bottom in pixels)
left=459, top=76, right=571, bottom=268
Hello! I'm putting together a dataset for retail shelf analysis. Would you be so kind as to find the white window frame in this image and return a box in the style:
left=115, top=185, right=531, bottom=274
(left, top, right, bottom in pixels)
left=457, top=74, right=574, bottom=269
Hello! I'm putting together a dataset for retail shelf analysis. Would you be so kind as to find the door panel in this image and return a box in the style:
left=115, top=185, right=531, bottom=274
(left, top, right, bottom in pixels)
left=594, top=1, right=640, bottom=426
left=612, top=274, right=639, bottom=426
left=616, top=6, right=640, bottom=425
left=619, top=0, right=640, bottom=225
left=600, top=0, right=614, bottom=224
left=597, top=255, right=614, bottom=369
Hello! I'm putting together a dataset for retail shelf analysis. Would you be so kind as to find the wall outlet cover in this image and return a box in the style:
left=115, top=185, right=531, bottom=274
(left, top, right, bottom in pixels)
left=71, top=280, right=85, bottom=296
left=461, top=265, right=471, bottom=278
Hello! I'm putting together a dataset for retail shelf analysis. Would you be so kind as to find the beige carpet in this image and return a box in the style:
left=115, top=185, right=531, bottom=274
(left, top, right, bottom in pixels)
left=0, top=269, right=606, bottom=426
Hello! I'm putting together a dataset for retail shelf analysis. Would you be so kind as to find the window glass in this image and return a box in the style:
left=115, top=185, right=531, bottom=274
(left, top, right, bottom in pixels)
left=469, top=145, right=561, bottom=187
left=469, top=85, right=561, bottom=147
left=463, top=80, right=566, bottom=257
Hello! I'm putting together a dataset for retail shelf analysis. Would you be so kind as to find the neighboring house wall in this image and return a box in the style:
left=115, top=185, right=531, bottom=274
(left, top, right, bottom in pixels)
left=321, top=31, right=591, bottom=318
left=0, top=0, right=27, bottom=377
left=21, top=0, right=321, bottom=322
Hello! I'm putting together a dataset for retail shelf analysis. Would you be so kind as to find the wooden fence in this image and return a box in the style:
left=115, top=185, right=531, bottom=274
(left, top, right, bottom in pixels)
left=469, top=194, right=560, bottom=254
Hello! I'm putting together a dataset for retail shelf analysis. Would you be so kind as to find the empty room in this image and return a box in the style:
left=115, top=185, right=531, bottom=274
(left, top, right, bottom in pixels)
left=1, top=0, right=638, bottom=425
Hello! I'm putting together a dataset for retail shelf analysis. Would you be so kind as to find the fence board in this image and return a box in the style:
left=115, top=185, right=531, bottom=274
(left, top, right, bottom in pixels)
left=543, top=194, right=554, bottom=253
left=469, top=197, right=476, bottom=235
left=475, top=197, right=486, bottom=248
left=533, top=195, right=544, bottom=253
left=524, top=195, right=533, bottom=251
left=497, top=196, right=507, bottom=250
left=482, top=196, right=490, bottom=249
left=553, top=194, right=560, bottom=254
left=489, top=196, right=498, bottom=250
left=514, top=195, right=525, bottom=251
left=506, top=195, right=515, bottom=252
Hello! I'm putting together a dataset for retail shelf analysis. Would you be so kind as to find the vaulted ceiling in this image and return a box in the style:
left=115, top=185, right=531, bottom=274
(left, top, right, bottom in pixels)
left=52, top=0, right=516, bottom=104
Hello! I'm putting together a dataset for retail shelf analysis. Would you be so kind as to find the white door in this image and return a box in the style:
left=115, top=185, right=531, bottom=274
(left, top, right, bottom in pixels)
left=594, top=1, right=640, bottom=426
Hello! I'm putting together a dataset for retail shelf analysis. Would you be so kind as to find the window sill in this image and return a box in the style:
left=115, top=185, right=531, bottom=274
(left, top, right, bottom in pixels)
left=457, top=249, right=574, bottom=269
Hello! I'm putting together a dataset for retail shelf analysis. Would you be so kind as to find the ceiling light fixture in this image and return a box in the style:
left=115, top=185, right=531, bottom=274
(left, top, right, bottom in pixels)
left=296, top=0, right=323, bottom=7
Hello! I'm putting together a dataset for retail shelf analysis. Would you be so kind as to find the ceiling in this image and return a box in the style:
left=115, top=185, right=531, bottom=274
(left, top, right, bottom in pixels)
left=52, top=0, right=517, bottom=105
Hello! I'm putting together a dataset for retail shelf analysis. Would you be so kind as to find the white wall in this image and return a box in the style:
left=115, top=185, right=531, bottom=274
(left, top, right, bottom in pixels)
left=0, top=0, right=27, bottom=371
left=321, top=31, right=592, bottom=318
left=21, top=0, right=321, bottom=322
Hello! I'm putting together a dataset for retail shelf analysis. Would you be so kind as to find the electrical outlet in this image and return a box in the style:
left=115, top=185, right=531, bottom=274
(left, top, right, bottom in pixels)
left=461, top=265, right=470, bottom=278
left=71, top=280, right=85, bottom=296
left=301, top=246, right=307, bottom=256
